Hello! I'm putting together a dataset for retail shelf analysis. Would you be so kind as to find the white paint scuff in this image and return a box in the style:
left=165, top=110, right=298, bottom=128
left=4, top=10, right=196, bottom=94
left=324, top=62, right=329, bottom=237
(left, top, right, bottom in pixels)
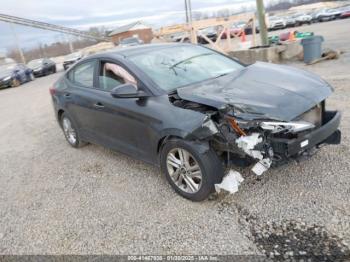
left=215, top=170, right=244, bottom=194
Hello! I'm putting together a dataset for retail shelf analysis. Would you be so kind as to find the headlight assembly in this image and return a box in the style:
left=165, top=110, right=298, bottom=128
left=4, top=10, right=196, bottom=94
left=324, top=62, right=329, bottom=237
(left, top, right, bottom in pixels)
left=2, top=76, right=11, bottom=81
left=260, top=121, right=315, bottom=133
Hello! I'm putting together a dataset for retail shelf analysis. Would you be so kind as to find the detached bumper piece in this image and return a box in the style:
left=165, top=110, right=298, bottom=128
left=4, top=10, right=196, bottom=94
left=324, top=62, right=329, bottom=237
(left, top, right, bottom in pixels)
left=271, top=111, right=341, bottom=157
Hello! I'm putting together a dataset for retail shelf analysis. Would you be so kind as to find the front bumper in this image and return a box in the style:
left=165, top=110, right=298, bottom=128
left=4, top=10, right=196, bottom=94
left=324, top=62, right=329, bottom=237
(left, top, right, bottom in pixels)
left=33, top=70, right=44, bottom=77
left=0, top=79, right=12, bottom=88
left=63, top=61, right=75, bottom=70
left=270, top=111, right=341, bottom=157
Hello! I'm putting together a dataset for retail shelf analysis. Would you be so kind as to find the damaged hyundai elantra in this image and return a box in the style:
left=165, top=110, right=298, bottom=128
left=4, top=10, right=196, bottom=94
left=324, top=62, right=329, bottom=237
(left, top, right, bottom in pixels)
left=50, top=43, right=341, bottom=201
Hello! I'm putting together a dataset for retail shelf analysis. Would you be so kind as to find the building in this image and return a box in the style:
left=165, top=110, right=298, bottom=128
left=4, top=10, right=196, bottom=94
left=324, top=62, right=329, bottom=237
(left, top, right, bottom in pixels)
left=109, top=21, right=153, bottom=44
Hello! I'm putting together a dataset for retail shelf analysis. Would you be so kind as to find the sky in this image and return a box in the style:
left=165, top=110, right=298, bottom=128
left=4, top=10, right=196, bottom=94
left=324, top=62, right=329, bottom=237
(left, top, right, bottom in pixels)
left=0, top=0, right=279, bottom=53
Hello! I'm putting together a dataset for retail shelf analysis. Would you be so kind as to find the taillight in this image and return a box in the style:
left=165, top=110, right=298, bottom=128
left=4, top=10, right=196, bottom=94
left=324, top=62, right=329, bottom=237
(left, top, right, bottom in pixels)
left=49, top=87, right=56, bottom=96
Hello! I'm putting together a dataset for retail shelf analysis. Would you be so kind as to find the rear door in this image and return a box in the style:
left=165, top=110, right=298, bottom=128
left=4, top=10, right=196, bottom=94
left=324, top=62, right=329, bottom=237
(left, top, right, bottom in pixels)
left=63, top=59, right=104, bottom=141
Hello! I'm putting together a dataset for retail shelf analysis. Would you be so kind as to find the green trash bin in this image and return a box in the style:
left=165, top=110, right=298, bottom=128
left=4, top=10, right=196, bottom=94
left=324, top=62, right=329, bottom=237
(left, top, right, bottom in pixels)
left=301, top=35, right=324, bottom=64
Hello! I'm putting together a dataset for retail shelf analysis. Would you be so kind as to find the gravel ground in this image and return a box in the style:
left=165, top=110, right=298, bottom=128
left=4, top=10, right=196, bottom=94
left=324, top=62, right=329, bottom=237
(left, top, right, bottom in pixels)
left=0, top=19, right=349, bottom=258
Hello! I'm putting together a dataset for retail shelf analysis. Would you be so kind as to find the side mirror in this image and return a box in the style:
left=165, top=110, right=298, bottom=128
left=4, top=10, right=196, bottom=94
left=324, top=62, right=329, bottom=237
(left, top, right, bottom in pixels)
left=111, top=83, right=148, bottom=99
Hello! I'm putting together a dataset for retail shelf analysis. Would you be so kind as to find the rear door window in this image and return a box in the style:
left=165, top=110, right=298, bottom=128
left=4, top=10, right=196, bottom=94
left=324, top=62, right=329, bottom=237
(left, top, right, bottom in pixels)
left=68, top=60, right=96, bottom=88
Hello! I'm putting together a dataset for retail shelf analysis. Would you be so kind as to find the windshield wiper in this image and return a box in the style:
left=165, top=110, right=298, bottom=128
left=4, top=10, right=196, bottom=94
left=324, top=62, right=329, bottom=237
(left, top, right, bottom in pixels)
left=213, top=72, right=230, bottom=79
left=169, top=53, right=213, bottom=70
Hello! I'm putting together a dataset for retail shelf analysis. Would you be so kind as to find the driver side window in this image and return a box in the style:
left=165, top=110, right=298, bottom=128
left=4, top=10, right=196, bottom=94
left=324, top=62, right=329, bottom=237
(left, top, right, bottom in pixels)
left=98, top=61, right=137, bottom=91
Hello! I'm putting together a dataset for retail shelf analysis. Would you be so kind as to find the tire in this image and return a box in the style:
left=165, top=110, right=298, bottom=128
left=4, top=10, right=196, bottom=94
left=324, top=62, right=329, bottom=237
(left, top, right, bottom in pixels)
left=160, top=139, right=224, bottom=201
left=60, top=113, right=87, bottom=148
left=53, top=66, right=57, bottom=73
left=11, top=78, right=20, bottom=87
left=28, top=73, right=35, bottom=81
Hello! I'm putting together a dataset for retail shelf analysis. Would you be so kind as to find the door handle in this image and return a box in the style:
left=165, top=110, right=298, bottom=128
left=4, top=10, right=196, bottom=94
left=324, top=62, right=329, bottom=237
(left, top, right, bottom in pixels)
left=93, top=102, right=105, bottom=109
left=64, top=93, right=71, bottom=98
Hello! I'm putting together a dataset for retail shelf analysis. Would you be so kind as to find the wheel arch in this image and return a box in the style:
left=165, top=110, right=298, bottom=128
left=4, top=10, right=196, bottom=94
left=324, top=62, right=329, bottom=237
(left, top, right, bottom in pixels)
left=156, top=131, right=211, bottom=166
left=58, top=109, right=65, bottom=121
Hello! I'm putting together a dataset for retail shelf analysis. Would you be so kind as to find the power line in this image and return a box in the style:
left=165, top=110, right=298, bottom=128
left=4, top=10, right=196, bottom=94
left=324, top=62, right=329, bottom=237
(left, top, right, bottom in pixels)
left=0, top=13, right=110, bottom=42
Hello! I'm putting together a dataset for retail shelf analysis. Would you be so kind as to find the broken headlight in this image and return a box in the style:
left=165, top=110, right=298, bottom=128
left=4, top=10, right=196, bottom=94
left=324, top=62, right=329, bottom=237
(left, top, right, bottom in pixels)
left=260, top=121, right=315, bottom=133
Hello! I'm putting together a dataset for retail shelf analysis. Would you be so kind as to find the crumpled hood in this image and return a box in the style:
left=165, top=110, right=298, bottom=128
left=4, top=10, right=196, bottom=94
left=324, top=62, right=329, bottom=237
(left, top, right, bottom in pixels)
left=177, top=62, right=333, bottom=121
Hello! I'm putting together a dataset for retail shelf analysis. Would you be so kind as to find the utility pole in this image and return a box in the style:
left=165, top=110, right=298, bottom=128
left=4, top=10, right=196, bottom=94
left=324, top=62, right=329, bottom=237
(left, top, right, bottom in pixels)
left=184, top=0, right=189, bottom=23
left=184, top=0, right=197, bottom=44
left=9, top=23, right=26, bottom=64
left=256, top=0, right=269, bottom=46
left=188, top=0, right=193, bottom=23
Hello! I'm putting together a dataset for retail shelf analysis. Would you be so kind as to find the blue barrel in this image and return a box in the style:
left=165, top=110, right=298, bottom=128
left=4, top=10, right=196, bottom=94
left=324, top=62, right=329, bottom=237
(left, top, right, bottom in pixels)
left=301, top=36, right=324, bottom=63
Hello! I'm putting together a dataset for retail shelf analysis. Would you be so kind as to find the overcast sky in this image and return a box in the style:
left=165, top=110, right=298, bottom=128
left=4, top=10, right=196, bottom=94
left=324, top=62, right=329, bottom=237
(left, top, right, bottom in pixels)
left=0, top=0, right=278, bottom=53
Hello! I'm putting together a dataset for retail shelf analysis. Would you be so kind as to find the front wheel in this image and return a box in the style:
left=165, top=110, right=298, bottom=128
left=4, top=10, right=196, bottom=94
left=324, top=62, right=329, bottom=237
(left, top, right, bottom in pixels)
left=28, top=73, right=35, bottom=81
left=160, top=139, right=224, bottom=201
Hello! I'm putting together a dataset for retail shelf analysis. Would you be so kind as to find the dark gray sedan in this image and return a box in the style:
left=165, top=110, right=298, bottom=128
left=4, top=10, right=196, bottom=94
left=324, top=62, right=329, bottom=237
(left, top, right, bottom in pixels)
left=50, top=43, right=341, bottom=201
left=27, top=58, right=56, bottom=77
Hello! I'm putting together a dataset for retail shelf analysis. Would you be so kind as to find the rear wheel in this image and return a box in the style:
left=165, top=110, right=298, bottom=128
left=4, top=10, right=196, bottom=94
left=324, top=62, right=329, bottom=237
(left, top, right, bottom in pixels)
left=160, top=139, right=224, bottom=201
left=11, top=78, right=20, bottom=87
left=61, top=113, right=86, bottom=148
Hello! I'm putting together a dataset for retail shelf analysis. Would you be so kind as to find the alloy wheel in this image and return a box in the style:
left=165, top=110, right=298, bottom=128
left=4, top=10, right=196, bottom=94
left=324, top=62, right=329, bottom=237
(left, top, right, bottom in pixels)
left=166, top=148, right=203, bottom=194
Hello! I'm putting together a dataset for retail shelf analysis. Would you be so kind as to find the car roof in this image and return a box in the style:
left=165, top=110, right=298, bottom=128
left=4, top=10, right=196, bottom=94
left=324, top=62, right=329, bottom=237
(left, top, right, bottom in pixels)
left=87, top=43, right=191, bottom=60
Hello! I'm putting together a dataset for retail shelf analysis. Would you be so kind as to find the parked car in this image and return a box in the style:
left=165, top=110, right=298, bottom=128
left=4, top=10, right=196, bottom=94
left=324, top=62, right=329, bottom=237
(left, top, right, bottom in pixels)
left=294, top=13, right=313, bottom=25
left=197, top=27, right=217, bottom=44
left=315, top=9, right=339, bottom=22
left=268, top=16, right=286, bottom=30
left=51, top=44, right=341, bottom=201
left=63, top=52, right=83, bottom=70
left=230, top=21, right=259, bottom=36
left=170, top=32, right=190, bottom=43
left=119, top=37, right=144, bottom=48
left=221, top=23, right=245, bottom=39
left=27, top=58, right=56, bottom=77
left=309, top=10, right=320, bottom=23
left=0, top=63, right=34, bottom=89
left=340, top=7, right=350, bottom=19
left=285, top=16, right=297, bottom=27
left=242, top=21, right=259, bottom=35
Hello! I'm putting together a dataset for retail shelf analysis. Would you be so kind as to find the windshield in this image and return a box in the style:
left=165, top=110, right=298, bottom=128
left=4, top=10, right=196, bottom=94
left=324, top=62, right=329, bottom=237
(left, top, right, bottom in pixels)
left=129, top=45, right=243, bottom=91
left=0, top=64, right=16, bottom=76
left=27, top=59, right=43, bottom=67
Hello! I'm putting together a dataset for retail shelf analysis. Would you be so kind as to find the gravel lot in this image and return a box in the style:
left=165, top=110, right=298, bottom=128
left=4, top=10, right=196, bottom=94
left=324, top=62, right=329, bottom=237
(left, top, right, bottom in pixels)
left=0, top=19, right=349, bottom=258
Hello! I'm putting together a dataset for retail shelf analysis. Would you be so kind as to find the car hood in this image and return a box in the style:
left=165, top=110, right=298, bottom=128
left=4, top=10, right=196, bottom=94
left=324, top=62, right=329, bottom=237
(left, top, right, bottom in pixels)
left=64, top=58, right=79, bottom=63
left=270, top=19, right=284, bottom=23
left=177, top=62, right=333, bottom=121
left=0, top=70, right=13, bottom=79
